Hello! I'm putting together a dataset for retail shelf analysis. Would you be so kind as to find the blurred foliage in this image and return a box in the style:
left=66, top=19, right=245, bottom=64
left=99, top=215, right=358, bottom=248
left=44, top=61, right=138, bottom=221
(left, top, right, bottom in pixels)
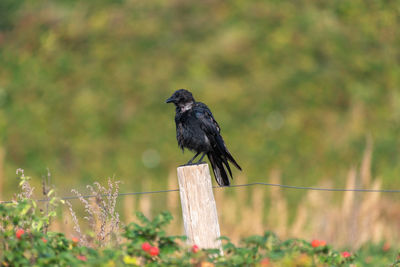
left=0, top=0, right=400, bottom=200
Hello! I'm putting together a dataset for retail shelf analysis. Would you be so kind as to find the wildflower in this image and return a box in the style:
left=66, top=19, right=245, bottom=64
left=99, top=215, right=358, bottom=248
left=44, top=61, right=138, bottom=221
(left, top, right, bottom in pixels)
left=311, top=239, right=320, bottom=248
left=72, top=237, right=79, bottom=246
left=192, top=244, right=199, bottom=253
left=383, top=242, right=390, bottom=252
left=76, top=255, right=87, bottom=261
left=149, top=246, right=160, bottom=256
left=260, top=258, right=270, bottom=266
left=123, top=255, right=138, bottom=265
left=341, top=251, right=351, bottom=258
left=311, top=239, right=326, bottom=248
left=16, top=229, right=25, bottom=239
left=142, top=242, right=152, bottom=252
left=41, top=238, right=48, bottom=243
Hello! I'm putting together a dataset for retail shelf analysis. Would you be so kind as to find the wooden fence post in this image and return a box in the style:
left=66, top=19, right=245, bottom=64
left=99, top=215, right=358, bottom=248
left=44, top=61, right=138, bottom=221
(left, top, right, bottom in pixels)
left=177, top=163, right=223, bottom=251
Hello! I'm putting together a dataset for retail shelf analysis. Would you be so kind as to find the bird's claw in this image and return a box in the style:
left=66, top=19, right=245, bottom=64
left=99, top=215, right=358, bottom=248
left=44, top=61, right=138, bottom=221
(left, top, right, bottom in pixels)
left=180, top=161, right=206, bottom=167
left=180, top=162, right=195, bottom=167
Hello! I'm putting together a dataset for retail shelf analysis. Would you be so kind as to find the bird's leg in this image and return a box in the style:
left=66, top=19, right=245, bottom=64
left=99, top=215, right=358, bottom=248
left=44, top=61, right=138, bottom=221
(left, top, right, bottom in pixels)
left=186, top=152, right=200, bottom=165
left=196, top=152, right=207, bottom=164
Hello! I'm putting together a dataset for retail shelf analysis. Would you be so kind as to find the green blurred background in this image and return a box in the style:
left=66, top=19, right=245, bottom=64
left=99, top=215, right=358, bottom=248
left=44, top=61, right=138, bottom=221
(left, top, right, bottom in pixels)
left=0, top=0, right=399, bottom=202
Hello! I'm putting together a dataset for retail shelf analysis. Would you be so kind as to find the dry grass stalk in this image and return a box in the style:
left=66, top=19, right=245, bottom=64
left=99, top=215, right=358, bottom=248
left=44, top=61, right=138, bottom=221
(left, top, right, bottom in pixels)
left=166, top=170, right=181, bottom=234
left=378, top=198, right=400, bottom=243
left=284, top=140, right=392, bottom=249
left=339, top=167, right=357, bottom=246
left=71, top=188, right=96, bottom=231
left=290, top=203, right=308, bottom=238
left=231, top=175, right=250, bottom=241
left=49, top=217, right=61, bottom=233
left=211, top=174, right=247, bottom=242
left=0, top=147, right=4, bottom=199
left=138, top=180, right=152, bottom=219
left=357, top=179, right=381, bottom=247
left=301, top=181, right=333, bottom=240
left=166, top=170, right=179, bottom=213
left=267, top=170, right=287, bottom=237
left=123, top=195, right=135, bottom=225
left=16, top=168, right=34, bottom=200
left=360, top=135, right=373, bottom=188
left=65, top=200, right=86, bottom=245
left=214, top=181, right=229, bottom=236
left=342, top=168, right=356, bottom=218
left=251, top=186, right=265, bottom=235
left=41, top=169, right=53, bottom=234
left=138, top=193, right=151, bottom=219
left=67, top=178, right=121, bottom=247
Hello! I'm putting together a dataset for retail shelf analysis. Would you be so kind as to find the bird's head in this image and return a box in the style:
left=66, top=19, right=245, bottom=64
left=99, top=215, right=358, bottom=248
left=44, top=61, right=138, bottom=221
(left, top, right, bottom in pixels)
left=166, top=89, right=195, bottom=111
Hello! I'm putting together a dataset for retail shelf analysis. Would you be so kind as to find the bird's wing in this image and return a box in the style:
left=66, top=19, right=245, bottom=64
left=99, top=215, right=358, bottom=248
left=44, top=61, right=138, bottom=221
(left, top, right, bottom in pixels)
left=194, top=102, right=241, bottom=172
left=193, top=102, right=220, bottom=134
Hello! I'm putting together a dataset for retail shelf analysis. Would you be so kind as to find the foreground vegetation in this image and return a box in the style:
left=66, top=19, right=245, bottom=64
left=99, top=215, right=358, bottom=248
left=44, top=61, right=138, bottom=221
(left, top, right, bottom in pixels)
left=1, top=197, right=398, bottom=266
left=1, top=174, right=399, bottom=266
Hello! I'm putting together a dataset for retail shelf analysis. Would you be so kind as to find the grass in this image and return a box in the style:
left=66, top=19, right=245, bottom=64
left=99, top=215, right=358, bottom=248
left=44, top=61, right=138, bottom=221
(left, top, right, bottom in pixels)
left=0, top=142, right=395, bottom=251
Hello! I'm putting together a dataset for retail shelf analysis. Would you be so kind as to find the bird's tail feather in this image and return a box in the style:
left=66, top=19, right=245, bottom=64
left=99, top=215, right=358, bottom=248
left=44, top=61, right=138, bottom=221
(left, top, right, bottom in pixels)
left=226, top=153, right=241, bottom=171
left=207, top=152, right=230, bottom=186
left=215, top=135, right=242, bottom=171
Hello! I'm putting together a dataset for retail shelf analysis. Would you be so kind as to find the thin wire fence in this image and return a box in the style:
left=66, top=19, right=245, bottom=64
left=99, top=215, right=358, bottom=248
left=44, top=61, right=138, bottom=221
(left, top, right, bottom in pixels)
left=1, top=181, right=399, bottom=204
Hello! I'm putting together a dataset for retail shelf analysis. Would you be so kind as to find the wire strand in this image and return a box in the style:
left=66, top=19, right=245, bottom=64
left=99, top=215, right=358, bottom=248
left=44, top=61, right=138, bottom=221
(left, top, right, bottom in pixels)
left=1, top=182, right=399, bottom=204
left=216, top=182, right=400, bottom=193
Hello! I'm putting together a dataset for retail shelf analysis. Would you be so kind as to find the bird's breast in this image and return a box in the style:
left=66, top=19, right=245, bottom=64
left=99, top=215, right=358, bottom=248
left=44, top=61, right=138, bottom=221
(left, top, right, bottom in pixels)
left=175, top=115, right=212, bottom=152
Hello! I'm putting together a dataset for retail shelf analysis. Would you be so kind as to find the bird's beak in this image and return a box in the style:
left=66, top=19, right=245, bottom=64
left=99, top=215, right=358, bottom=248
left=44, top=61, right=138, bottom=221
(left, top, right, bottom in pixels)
left=165, top=96, right=175, bottom=103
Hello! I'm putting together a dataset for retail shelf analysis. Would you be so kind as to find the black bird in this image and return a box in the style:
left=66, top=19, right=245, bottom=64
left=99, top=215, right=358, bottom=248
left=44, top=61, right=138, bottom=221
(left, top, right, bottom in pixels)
left=166, top=89, right=241, bottom=186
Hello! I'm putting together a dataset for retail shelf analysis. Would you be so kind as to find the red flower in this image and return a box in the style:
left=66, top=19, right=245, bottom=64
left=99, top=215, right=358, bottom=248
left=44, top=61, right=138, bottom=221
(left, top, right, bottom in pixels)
left=341, top=251, right=351, bottom=258
left=16, top=229, right=25, bottom=239
left=383, top=242, right=390, bottom=252
left=311, top=239, right=320, bottom=248
left=41, top=238, right=48, bottom=243
left=142, top=242, right=152, bottom=252
left=260, top=258, right=270, bottom=266
left=192, top=244, right=199, bottom=253
left=311, top=239, right=326, bottom=248
left=149, top=246, right=160, bottom=256
left=76, top=255, right=87, bottom=261
left=71, top=237, right=79, bottom=246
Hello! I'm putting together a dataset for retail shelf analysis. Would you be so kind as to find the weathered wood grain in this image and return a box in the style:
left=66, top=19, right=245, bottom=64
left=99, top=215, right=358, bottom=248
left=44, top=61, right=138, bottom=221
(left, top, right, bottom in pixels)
left=177, top=163, right=222, bottom=251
